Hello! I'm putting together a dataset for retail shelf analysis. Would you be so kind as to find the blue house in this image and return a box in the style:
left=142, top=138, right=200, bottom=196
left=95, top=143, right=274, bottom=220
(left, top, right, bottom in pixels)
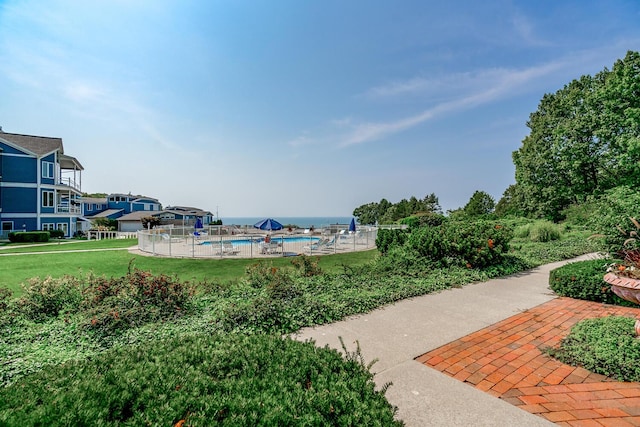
left=0, top=129, right=84, bottom=238
left=82, top=193, right=162, bottom=232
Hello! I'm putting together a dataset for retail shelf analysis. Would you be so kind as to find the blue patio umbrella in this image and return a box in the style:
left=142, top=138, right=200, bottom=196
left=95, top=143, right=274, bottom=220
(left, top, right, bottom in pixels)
left=253, top=218, right=283, bottom=231
left=194, top=217, right=203, bottom=229
left=349, top=217, right=357, bottom=232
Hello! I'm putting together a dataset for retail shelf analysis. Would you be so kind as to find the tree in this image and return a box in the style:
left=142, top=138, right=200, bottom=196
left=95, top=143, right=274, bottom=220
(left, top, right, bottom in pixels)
left=512, top=50, right=640, bottom=221
left=463, top=191, right=495, bottom=217
left=141, top=216, right=161, bottom=229
left=494, top=184, right=525, bottom=217
left=353, top=194, right=441, bottom=224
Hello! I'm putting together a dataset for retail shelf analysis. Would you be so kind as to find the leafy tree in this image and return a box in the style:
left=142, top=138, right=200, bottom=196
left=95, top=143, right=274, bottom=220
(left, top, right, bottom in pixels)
left=512, top=50, right=640, bottom=221
left=92, top=218, right=117, bottom=230
left=494, top=184, right=525, bottom=217
left=353, top=194, right=441, bottom=224
left=463, top=191, right=495, bottom=217
left=141, top=216, right=161, bottom=229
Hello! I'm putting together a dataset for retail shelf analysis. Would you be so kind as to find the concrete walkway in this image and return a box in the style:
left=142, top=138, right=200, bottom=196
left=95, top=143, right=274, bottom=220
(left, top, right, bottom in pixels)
left=295, top=254, right=602, bottom=426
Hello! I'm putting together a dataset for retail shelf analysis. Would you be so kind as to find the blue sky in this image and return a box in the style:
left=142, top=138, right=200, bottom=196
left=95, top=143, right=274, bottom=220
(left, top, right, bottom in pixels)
left=1, top=1, right=639, bottom=217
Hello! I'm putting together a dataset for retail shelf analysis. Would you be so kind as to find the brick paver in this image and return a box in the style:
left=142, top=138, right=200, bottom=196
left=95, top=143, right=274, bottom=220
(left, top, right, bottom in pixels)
left=416, top=298, right=640, bottom=426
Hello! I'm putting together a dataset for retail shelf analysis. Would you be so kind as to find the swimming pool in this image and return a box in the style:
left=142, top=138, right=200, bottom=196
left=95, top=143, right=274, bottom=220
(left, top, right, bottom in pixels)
left=199, top=236, right=320, bottom=246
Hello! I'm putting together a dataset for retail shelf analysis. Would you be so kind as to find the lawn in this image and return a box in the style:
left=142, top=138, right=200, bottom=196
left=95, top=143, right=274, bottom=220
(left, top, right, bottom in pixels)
left=0, top=241, right=378, bottom=296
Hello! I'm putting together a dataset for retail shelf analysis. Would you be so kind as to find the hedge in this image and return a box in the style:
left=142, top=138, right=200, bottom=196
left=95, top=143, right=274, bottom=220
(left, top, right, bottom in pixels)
left=8, top=231, right=50, bottom=243
left=549, top=259, right=637, bottom=306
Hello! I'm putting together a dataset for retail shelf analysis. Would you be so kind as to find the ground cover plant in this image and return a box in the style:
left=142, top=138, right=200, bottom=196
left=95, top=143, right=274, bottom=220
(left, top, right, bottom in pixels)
left=548, top=316, right=640, bottom=382
left=0, top=334, right=402, bottom=426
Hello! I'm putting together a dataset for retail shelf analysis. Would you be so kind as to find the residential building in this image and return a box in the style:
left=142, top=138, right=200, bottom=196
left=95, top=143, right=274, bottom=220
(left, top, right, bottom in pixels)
left=0, top=129, right=83, bottom=238
left=81, top=193, right=162, bottom=231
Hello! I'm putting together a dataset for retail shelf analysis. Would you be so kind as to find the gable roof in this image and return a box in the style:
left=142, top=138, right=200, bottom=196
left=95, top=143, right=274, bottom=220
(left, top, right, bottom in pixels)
left=83, top=197, right=108, bottom=204
left=117, top=211, right=157, bottom=221
left=0, top=131, right=84, bottom=170
left=0, top=131, right=63, bottom=156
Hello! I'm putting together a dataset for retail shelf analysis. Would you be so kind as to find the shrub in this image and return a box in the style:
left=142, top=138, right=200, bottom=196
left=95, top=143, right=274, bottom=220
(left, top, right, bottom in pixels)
left=375, top=228, right=409, bottom=255
left=0, top=334, right=402, bottom=426
left=587, top=186, right=640, bottom=254
left=82, top=269, right=195, bottom=336
left=16, top=276, right=84, bottom=321
left=529, top=221, right=562, bottom=242
left=513, top=223, right=532, bottom=239
left=405, top=220, right=512, bottom=268
left=549, top=260, right=636, bottom=306
left=291, top=254, right=323, bottom=277
left=48, top=229, right=65, bottom=239
left=8, top=231, right=50, bottom=243
left=548, top=316, right=640, bottom=382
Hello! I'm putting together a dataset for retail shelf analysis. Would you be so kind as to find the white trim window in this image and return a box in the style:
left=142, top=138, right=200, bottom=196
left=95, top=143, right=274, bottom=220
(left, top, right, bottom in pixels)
left=42, top=161, right=55, bottom=179
left=43, top=190, right=55, bottom=208
left=42, top=223, right=56, bottom=231
left=57, top=223, right=68, bottom=236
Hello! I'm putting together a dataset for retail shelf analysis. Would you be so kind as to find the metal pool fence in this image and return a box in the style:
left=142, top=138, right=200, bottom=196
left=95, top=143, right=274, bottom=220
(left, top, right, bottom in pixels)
left=137, top=227, right=379, bottom=258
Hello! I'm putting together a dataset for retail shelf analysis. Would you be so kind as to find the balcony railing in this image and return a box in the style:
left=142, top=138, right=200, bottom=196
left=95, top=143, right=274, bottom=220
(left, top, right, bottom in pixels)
left=57, top=203, right=82, bottom=215
left=59, top=177, right=81, bottom=191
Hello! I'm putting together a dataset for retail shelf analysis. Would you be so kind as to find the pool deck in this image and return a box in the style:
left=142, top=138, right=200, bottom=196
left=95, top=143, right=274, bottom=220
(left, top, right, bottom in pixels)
left=134, top=232, right=377, bottom=259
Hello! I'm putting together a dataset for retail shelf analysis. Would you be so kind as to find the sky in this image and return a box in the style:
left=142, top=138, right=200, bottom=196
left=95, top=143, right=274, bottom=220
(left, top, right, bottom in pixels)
left=1, top=1, right=639, bottom=217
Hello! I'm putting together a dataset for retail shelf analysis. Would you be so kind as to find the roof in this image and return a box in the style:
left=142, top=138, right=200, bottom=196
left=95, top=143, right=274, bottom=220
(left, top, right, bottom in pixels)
left=0, top=131, right=84, bottom=170
left=108, top=193, right=160, bottom=203
left=164, top=206, right=213, bottom=216
left=85, top=209, right=123, bottom=219
left=117, top=211, right=157, bottom=221
left=82, top=197, right=108, bottom=204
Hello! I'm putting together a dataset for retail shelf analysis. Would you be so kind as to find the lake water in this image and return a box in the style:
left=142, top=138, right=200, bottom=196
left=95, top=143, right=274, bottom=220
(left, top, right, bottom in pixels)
left=220, top=217, right=354, bottom=229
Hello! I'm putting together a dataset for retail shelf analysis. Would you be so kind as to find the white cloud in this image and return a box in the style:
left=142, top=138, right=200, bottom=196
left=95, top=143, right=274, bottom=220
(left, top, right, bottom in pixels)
left=340, top=58, right=578, bottom=146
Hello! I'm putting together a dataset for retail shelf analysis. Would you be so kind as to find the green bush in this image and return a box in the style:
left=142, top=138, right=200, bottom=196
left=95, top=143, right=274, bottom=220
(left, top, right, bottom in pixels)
left=48, top=229, right=65, bottom=239
left=375, top=228, right=409, bottom=255
left=82, top=269, right=196, bottom=336
left=16, top=275, right=84, bottom=321
left=587, top=186, right=640, bottom=254
left=549, top=260, right=636, bottom=306
left=548, top=316, right=640, bottom=382
left=0, top=334, right=402, bottom=426
left=513, top=223, right=532, bottom=239
left=8, top=231, right=50, bottom=243
left=529, top=221, right=562, bottom=242
left=405, top=220, right=512, bottom=268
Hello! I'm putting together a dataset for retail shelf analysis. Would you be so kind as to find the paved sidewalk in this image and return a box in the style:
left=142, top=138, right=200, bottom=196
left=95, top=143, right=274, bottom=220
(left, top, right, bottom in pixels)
left=295, top=254, right=613, bottom=426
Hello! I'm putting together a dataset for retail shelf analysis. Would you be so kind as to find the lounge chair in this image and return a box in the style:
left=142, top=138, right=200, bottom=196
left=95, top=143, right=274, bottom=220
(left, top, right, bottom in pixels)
left=221, top=241, right=240, bottom=255
left=260, top=241, right=281, bottom=254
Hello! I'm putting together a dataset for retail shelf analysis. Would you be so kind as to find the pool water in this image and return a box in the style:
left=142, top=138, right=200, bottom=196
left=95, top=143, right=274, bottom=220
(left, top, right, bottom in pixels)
left=200, top=236, right=320, bottom=246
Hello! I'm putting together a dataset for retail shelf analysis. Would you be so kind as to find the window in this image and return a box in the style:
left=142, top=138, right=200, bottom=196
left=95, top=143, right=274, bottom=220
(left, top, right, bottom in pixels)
left=42, top=223, right=55, bottom=231
left=57, top=223, right=68, bottom=236
left=2, top=221, right=13, bottom=232
left=42, top=161, right=55, bottom=179
left=42, top=191, right=54, bottom=208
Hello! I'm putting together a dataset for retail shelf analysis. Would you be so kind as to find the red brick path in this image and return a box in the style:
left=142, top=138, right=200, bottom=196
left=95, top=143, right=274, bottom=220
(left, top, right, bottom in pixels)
left=416, top=298, right=640, bottom=426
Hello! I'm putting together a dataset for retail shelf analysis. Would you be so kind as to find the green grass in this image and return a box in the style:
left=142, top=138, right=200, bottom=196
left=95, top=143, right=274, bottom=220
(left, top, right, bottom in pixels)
left=0, top=238, right=137, bottom=253
left=0, top=247, right=378, bottom=296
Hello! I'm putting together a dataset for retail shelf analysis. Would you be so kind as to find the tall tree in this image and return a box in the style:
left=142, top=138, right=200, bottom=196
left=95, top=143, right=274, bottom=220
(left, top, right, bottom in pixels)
left=512, top=51, right=640, bottom=220
left=463, top=190, right=495, bottom=217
